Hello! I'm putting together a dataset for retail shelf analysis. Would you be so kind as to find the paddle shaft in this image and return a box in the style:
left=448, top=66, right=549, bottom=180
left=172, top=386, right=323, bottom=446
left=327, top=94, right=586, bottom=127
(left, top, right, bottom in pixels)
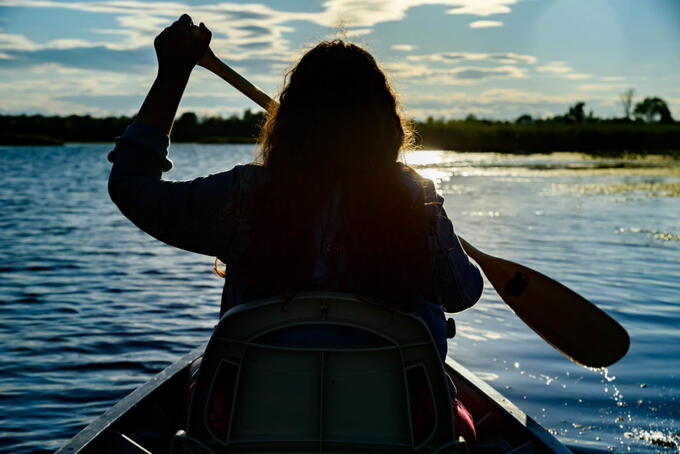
left=197, top=49, right=629, bottom=367
left=199, top=49, right=273, bottom=110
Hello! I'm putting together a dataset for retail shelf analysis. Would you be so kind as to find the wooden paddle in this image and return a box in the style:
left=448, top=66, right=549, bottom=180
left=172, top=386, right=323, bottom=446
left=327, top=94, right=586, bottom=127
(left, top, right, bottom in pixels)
left=198, top=49, right=630, bottom=368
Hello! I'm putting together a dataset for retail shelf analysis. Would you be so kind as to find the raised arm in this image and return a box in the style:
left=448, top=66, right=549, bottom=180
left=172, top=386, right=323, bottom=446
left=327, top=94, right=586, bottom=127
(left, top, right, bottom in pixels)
left=107, top=15, right=241, bottom=258
left=136, top=14, right=211, bottom=135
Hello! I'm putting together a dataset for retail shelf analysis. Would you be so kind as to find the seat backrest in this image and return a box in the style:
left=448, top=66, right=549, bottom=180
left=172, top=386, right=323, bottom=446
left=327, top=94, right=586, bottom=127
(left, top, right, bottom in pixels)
left=184, top=292, right=464, bottom=453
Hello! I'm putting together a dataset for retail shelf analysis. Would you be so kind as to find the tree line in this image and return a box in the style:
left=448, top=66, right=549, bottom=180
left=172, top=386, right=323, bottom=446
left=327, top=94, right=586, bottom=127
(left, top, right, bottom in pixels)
left=0, top=110, right=265, bottom=145
left=1, top=95, right=678, bottom=154
left=416, top=96, right=678, bottom=154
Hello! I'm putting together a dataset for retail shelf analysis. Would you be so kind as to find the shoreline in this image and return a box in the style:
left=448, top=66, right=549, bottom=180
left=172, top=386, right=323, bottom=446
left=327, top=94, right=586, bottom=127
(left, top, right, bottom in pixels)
left=1, top=138, right=678, bottom=158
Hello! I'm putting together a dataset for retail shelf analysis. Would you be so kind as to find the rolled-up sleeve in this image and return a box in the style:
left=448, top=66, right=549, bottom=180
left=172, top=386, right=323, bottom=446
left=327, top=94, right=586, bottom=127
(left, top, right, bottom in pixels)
left=399, top=165, right=483, bottom=313
left=108, top=121, right=242, bottom=257
left=431, top=194, right=484, bottom=312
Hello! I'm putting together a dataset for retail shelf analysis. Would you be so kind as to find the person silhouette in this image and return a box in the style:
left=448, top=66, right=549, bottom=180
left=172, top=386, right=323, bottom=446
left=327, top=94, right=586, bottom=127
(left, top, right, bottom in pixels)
left=108, top=14, right=482, bottom=445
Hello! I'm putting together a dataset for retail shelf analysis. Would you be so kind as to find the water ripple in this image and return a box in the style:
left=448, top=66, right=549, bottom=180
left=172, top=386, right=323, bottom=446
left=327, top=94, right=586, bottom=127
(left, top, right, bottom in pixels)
left=1, top=145, right=678, bottom=453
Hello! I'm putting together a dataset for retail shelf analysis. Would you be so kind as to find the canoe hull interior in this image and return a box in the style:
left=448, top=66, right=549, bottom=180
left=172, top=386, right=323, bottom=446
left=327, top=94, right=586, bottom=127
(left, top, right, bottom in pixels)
left=57, top=346, right=578, bottom=454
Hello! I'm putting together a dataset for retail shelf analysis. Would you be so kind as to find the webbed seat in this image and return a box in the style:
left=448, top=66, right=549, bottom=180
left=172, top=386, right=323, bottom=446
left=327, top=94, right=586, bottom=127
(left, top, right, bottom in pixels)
left=172, top=292, right=467, bottom=453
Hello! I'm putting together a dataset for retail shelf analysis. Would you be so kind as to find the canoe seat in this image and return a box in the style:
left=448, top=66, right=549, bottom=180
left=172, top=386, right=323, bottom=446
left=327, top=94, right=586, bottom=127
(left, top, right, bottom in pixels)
left=172, top=292, right=468, bottom=453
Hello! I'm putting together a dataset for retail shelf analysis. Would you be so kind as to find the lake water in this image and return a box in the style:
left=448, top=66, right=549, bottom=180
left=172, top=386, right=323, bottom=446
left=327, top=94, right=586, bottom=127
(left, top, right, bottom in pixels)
left=0, top=144, right=678, bottom=453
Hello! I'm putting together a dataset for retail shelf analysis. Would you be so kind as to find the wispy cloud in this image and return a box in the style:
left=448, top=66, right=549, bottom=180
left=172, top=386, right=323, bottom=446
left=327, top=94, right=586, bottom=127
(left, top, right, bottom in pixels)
left=537, top=61, right=572, bottom=74
left=0, top=46, right=155, bottom=72
left=469, top=20, right=503, bottom=28
left=563, top=73, right=592, bottom=80
left=344, top=28, right=372, bottom=37
left=392, top=44, right=418, bottom=52
left=408, top=51, right=536, bottom=65
left=0, top=63, right=150, bottom=115
left=386, top=62, right=527, bottom=84
left=316, top=0, right=523, bottom=27
left=444, top=0, right=520, bottom=16
left=0, top=0, right=529, bottom=76
left=454, top=66, right=526, bottom=80
left=401, top=88, right=614, bottom=120
left=537, top=61, right=591, bottom=80
left=406, top=89, right=577, bottom=106
left=5, top=0, right=671, bottom=120
left=0, top=30, right=40, bottom=53
left=0, top=0, right=531, bottom=82
left=601, top=76, right=625, bottom=82
left=577, top=83, right=629, bottom=92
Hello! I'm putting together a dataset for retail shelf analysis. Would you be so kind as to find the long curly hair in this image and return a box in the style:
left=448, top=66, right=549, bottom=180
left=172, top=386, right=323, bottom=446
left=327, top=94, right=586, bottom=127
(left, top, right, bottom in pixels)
left=237, top=40, right=432, bottom=309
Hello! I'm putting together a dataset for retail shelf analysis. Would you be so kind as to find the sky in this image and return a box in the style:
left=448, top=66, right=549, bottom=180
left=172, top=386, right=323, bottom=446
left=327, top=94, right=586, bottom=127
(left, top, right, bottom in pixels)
left=0, top=0, right=679, bottom=120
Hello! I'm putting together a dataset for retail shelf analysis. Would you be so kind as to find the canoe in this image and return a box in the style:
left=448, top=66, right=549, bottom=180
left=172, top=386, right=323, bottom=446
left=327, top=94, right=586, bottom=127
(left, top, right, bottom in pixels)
left=57, top=345, right=606, bottom=453
left=57, top=294, right=610, bottom=453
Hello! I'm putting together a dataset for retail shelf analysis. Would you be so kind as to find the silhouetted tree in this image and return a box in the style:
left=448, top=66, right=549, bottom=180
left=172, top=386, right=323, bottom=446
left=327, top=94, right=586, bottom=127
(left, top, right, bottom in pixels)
left=619, top=88, right=634, bottom=119
left=567, top=102, right=586, bottom=122
left=516, top=114, right=533, bottom=124
left=173, top=112, right=200, bottom=141
left=633, top=97, right=673, bottom=123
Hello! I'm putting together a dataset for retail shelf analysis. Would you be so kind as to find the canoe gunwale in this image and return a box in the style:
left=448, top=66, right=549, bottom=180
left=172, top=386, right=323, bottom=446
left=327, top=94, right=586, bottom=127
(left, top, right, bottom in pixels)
left=445, top=356, right=573, bottom=454
left=55, top=345, right=206, bottom=454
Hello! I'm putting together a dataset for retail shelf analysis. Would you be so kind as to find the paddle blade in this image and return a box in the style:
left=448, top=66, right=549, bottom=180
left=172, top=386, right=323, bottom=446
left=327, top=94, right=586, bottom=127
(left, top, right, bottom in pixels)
left=460, top=238, right=629, bottom=368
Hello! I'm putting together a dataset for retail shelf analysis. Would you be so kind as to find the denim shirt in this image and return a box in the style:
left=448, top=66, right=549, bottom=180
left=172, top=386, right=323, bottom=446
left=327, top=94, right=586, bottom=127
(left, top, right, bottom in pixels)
left=108, top=121, right=484, bottom=361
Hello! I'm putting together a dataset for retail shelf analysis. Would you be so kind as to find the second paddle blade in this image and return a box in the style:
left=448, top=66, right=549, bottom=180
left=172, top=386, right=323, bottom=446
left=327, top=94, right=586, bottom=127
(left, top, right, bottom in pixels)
left=461, top=238, right=630, bottom=368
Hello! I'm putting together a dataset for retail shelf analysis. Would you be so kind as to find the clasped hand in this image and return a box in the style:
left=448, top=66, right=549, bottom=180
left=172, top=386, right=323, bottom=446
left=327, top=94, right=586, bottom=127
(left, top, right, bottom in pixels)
left=154, top=14, right=212, bottom=79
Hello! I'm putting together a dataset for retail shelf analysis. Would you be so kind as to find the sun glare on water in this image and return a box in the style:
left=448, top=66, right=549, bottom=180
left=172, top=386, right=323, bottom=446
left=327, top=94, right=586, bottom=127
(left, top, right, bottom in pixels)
left=402, top=149, right=452, bottom=186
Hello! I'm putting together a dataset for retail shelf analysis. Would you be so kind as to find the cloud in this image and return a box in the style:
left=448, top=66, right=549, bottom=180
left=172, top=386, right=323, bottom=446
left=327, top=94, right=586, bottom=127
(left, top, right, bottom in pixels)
left=385, top=62, right=527, bottom=84
left=488, top=53, right=536, bottom=64
left=0, top=46, right=155, bottom=72
left=537, top=61, right=571, bottom=74
left=469, top=20, right=503, bottom=28
left=0, top=63, right=152, bottom=115
left=0, top=30, right=40, bottom=53
left=563, top=73, right=592, bottom=80
left=0, top=0, right=526, bottom=70
left=0, top=60, right=266, bottom=116
left=0, top=1, right=299, bottom=64
left=455, top=66, right=525, bottom=79
left=401, top=88, right=615, bottom=120
left=55, top=94, right=146, bottom=111
left=3, top=0, right=525, bottom=32
left=537, top=61, right=592, bottom=80
left=0, top=0, right=546, bottom=117
left=577, top=83, right=629, bottom=92
left=316, top=0, right=523, bottom=27
left=45, top=39, right=98, bottom=50
left=406, top=89, right=576, bottom=106
left=344, top=28, right=372, bottom=37
left=392, top=44, right=417, bottom=52
left=408, top=51, right=536, bottom=65
left=444, top=0, right=520, bottom=16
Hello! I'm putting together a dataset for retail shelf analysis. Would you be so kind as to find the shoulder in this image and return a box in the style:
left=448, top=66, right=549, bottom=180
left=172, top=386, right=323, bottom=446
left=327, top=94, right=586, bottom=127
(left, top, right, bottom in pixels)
left=234, top=163, right=267, bottom=181
left=232, top=163, right=268, bottom=192
left=396, top=163, right=440, bottom=205
left=229, top=164, right=268, bottom=213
